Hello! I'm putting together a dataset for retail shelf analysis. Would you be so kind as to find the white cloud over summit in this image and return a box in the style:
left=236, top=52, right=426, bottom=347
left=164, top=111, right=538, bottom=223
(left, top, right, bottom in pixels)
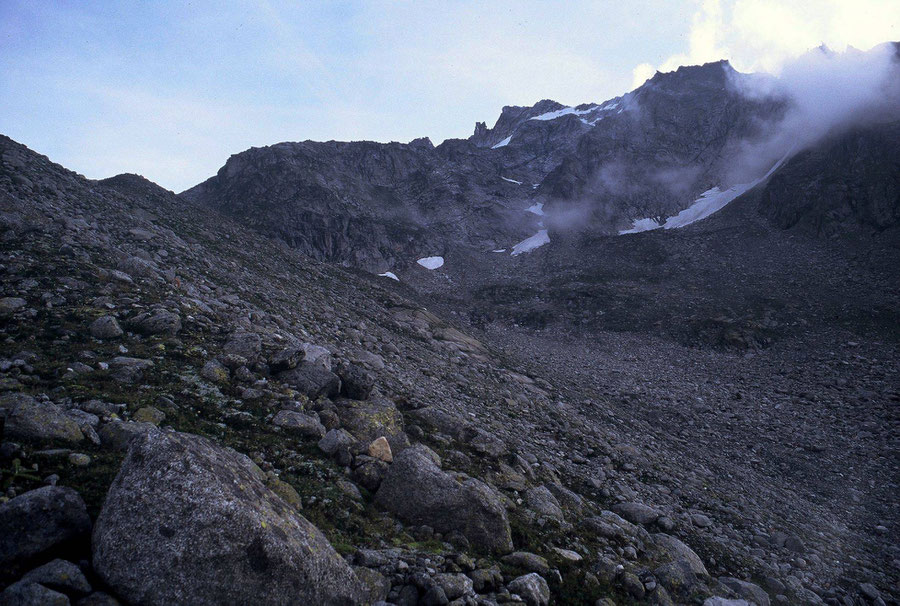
left=632, top=0, right=900, bottom=89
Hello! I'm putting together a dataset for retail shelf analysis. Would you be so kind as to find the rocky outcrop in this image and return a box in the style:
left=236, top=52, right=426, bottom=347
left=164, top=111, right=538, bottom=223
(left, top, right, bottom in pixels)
left=92, top=430, right=364, bottom=605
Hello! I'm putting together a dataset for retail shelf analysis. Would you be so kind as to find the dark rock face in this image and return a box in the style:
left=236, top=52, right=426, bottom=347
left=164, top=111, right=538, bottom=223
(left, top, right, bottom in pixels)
left=375, top=445, right=512, bottom=553
left=758, top=122, right=900, bottom=235
left=539, top=61, right=786, bottom=230
left=0, top=486, right=91, bottom=575
left=182, top=139, right=537, bottom=272
left=181, top=61, right=790, bottom=265
left=92, top=430, right=364, bottom=606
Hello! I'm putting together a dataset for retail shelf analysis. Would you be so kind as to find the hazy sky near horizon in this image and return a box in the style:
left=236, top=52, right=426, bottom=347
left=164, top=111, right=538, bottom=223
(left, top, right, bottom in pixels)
left=2, top=0, right=898, bottom=191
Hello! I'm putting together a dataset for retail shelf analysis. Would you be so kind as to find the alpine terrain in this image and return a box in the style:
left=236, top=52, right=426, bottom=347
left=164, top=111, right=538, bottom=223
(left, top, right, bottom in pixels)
left=1, top=44, right=899, bottom=606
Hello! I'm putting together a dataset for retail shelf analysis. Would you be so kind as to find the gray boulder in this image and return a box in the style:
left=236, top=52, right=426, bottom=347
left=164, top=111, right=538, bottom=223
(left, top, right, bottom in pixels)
left=336, top=397, right=408, bottom=451
left=654, top=533, right=708, bottom=576
left=0, top=581, right=70, bottom=605
left=92, top=430, right=364, bottom=605
left=89, top=316, right=123, bottom=339
left=0, top=297, right=27, bottom=314
left=507, top=573, right=550, bottom=606
left=335, top=362, right=374, bottom=400
left=268, top=344, right=305, bottom=372
left=375, top=445, right=512, bottom=553
left=612, top=501, right=660, bottom=525
left=0, top=486, right=91, bottom=573
left=278, top=362, right=341, bottom=399
left=1, top=394, right=84, bottom=444
left=718, top=577, right=770, bottom=606
left=107, top=357, right=153, bottom=383
left=223, top=330, right=262, bottom=360
left=271, top=409, right=326, bottom=440
left=126, top=310, right=181, bottom=336
left=525, top=485, right=564, bottom=521
left=501, top=551, right=550, bottom=575
left=21, top=559, right=92, bottom=596
left=318, top=428, right=356, bottom=456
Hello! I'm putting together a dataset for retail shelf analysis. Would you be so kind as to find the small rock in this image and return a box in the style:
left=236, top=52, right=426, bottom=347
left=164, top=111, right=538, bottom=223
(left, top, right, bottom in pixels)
left=107, top=357, right=153, bottom=383
left=21, top=559, right=92, bottom=596
left=551, top=547, right=582, bottom=563
left=132, top=406, right=165, bottom=425
left=0, top=581, right=70, bottom=605
left=278, top=362, right=341, bottom=399
left=718, top=577, right=770, bottom=606
left=507, top=573, right=550, bottom=606
left=89, top=316, right=123, bottom=339
left=318, top=429, right=356, bottom=456
left=612, top=501, right=660, bottom=525
left=0, top=297, right=27, bottom=314
left=620, top=572, right=645, bottom=599
left=271, top=409, right=326, bottom=440
left=691, top=513, right=712, bottom=528
left=859, top=583, right=880, bottom=601
left=336, top=362, right=375, bottom=400
left=434, top=573, right=473, bottom=600
left=127, top=310, right=181, bottom=336
left=200, top=359, right=229, bottom=384
left=367, top=436, right=393, bottom=463
left=502, top=552, right=550, bottom=575
left=525, top=485, right=564, bottom=521
left=68, top=453, right=91, bottom=467
left=421, top=585, right=449, bottom=606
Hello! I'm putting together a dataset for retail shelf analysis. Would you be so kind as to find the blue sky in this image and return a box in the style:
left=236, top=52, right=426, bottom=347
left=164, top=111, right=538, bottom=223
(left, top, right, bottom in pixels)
left=1, top=1, right=897, bottom=191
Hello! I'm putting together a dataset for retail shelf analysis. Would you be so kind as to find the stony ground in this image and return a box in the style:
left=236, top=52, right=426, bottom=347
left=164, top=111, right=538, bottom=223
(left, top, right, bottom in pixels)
left=1, top=133, right=897, bottom=606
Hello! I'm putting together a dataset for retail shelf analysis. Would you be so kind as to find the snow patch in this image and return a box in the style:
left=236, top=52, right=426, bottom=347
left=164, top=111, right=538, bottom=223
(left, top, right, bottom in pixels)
left=511, top=229, right=550, bottom=256
left=492, top=135, right=512, bottom=149
left=525, top=202, right=545, bottom=216
left=491, top=249, right=506, bottom=253
left=619, top=218, right=661, bottom=234
left=378, top=272, right=400, bottom=281
left=501, top=176, right=523, bottom=185
left=530, top=105, right=598, bottom=121
left=619, top=151, right=794, bottom=234
left=416, top=256, right=444, bottom=270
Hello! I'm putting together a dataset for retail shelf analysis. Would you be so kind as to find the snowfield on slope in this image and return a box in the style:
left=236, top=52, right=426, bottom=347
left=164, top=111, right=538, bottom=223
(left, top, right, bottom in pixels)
left=416, top=256, right=444, bottom=269
left=492, top=135, right=512, bottom=149
left=620, top=152, right=793, bottom=234
left=511, top=229, right=550, bottom=255
left=378, top=271, right=400, bottom=281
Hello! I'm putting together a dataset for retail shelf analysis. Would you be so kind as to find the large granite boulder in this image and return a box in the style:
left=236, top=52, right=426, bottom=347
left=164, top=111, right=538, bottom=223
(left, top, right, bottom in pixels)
left=92, top=429, right=364, bottom=605
left=0, top=394, right=84, bottom=444
left=375, top=445, right=512, bottom=553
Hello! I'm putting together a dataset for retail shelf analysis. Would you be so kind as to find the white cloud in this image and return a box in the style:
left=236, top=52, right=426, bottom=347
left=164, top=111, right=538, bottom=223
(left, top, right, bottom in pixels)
left=631, top=63, right=656, bottom=89
left=635, top=0, right=900, bottom=77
